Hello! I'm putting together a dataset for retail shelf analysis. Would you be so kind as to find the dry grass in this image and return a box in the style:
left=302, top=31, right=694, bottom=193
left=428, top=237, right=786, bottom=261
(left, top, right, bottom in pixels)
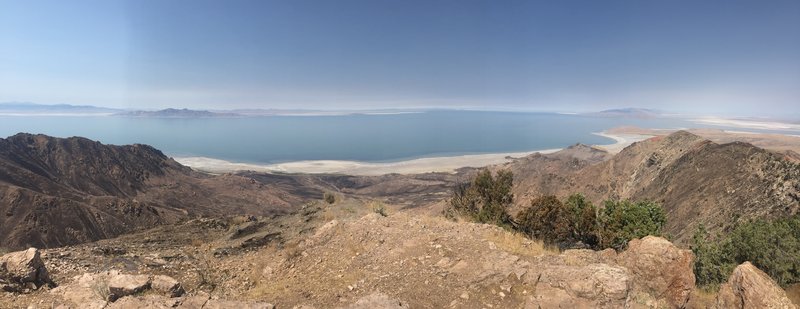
left=482, top=229, right=558, bottom=257
left=686, top=288, right=718, bottom=308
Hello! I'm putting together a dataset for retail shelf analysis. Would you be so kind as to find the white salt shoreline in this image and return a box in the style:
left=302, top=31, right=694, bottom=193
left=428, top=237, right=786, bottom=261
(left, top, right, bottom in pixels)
left=691, top=117, right=800, bottom=131
left=175, top=132, right=652, bottom=176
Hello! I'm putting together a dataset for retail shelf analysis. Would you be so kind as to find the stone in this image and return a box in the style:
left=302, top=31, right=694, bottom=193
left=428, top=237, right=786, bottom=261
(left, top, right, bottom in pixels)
left=203, top=299, right=275, bottom=309
left=616, top=236, right=695, bottom=308
left=343, top=292, right=410, bottom=309
left=524, top=263, right=631, bottom=308
left=107, top=274, right=151, bottom=301
left=0, top=248, right=53, bottom=289
left=151, top=275, right=184, bottom=297
left=714, top=262, right=797, bottom=309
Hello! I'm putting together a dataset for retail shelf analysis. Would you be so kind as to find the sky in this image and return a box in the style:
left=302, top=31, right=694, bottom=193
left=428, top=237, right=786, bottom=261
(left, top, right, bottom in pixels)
left=0, top=0, right=799, bottom=117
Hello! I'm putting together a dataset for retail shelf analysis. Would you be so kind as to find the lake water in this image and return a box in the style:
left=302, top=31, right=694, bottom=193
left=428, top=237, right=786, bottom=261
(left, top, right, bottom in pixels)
left=0, top=111, right=701, bottom=164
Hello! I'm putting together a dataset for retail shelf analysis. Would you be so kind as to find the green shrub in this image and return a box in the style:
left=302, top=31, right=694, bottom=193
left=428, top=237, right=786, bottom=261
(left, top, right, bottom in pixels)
left=693, top=216, right=800, bottom=288
left=372, top=202, right=388, bottom=217
left=597, top=200, right=665, bottom=250
left=691, top=225, right=736, bottom=289
left=323, top=192, right=336, bottom=204
left=447, top=169, right=513, bottom=227
left=517, top=195, right=572, bottom=244
left=564, top=194, right=598, bottom=247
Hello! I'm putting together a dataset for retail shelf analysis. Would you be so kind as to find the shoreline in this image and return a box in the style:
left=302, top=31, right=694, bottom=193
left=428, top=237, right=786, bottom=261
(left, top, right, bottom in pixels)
left=175, top=131, right=653, bottom=176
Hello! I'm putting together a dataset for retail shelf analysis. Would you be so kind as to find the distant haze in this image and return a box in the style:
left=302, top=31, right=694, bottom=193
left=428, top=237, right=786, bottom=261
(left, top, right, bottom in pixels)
left=1, top=0, right=798, bottom=118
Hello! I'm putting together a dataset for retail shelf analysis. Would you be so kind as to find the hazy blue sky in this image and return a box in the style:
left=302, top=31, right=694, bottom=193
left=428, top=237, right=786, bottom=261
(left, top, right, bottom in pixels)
left=1, top=0, right=798, bottom=116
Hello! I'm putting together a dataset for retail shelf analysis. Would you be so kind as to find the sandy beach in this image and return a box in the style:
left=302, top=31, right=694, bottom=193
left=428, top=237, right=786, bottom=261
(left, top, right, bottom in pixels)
left=176, top=131, right=652, bottom=176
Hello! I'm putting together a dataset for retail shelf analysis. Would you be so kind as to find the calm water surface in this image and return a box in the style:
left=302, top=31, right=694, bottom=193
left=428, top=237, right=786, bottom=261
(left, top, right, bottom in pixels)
left=0, top=111, right=697, bottom=163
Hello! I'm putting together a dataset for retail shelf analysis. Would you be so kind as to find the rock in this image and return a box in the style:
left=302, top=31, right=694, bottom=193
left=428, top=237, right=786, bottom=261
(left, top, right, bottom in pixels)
left=50, top=272, right=114, bottom=309
left=616, top=236, right=695, bottom=308
left=204, top=299, right=275, bottom=309
left=715, top=262, right=797, bottom=309
left=107, top=274, right=151, bottom=301
left=151, top=275, right=184, bottom=297
left=524, top=263, right=631, bottom=308
left=343, top=292, right=410, bottom=309
left=107, top=295, right=179, bottom=309
left=0, top=248, right=53, bottom=290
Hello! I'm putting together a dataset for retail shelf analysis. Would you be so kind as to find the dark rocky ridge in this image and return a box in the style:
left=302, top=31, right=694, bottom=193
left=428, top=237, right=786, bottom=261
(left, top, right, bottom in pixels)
left=0, top=133, right=305, bottom=249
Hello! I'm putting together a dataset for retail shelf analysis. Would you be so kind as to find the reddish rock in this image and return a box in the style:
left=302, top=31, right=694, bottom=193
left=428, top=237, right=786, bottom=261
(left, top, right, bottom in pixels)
left=715, top=262, right=797, bottom=309
left=617, top=236, right=695, bottom=308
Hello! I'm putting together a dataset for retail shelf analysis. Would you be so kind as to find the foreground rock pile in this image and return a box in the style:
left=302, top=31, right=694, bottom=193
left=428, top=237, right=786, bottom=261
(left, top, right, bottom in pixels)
left=1, top=212, right=797, bottom=308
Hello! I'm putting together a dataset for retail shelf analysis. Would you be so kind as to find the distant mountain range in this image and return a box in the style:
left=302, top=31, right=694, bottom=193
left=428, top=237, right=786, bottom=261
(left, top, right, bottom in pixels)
left=114, top=108, right=241, bottom=118
left=0, top=102, right=122, bottom=114
left=589, top=108, right=662, bottom=118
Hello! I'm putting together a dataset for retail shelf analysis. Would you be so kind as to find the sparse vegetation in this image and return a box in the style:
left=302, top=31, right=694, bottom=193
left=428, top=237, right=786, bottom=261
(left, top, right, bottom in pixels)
left=372, top=202, right=388, bottom=217
left=323, top=192, right=336, bottom=204
left=692, top=215, right=800, bottom=289
left=92, top=281, right=110, bottom=301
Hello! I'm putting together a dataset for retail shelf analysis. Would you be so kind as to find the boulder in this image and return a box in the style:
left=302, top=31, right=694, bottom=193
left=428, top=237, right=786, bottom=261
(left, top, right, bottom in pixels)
left=715, top=262, right=797, bottom=309
left=107, top=274, right=151, bottom=301
left=525, top=263, right=631, bottom=308
left=343, top=292, right=410, bottom=309
left=151, top=275, right=184, bottom=297
left=0, top=248, right=53, bottom=291
left=617, top=236, right=695, bottom=308
left=203, top=299, right=275, bottom=309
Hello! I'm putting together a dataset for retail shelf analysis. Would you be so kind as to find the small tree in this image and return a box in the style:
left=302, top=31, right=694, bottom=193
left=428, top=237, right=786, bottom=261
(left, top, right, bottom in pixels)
left=517, top=195, right=571, bottom=243
left=564, top=194, right=598, bottom=247
left=447, top=169, right=514, bottom=227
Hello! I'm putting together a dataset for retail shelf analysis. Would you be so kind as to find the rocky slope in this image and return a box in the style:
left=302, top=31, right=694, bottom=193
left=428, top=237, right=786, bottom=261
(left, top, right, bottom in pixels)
left=0, top=133, right=306, bottom=249
left=1, top=203, right=795, bottom=308
left=504, top=131, right=800, bottom=244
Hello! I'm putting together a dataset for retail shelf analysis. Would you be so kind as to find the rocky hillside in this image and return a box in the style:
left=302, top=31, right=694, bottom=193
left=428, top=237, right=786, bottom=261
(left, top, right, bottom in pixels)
left=0, top=133, right=306, bottom=250
left=504, top=131, right=800, bottom=244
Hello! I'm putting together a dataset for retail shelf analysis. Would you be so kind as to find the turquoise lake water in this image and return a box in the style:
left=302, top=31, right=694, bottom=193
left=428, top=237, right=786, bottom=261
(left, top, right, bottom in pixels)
left=0, top=111, right=704, bottom=163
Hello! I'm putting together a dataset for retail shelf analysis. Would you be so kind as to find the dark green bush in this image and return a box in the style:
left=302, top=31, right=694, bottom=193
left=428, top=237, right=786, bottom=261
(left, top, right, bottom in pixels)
left=596, top=200, right=665, bottom=250
left=691, top=225, right=736, bottom=289
left=447, top=169, right=513, bottom=227
left=517, top=195, right=572, bottom=243
left=564, top=194, right=598, bottom=247
left=693, top=216, right=800, bottom=288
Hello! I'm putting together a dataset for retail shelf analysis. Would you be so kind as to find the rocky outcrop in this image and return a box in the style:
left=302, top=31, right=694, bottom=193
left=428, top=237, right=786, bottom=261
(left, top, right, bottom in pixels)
left=715, top=262, right=797, bottom=309
left=617, top=236, right=695, bottom=308
left=0, top=248, right=53, bottom=292
left=525, top=263, right=632, bottom=308
left=151, top=275, right=184, bottom=297
left=343, top=292, right=409, bottom=309
left=108, top=274, right=151, bottom=301
left=50, top=271, right=185, bottom=307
